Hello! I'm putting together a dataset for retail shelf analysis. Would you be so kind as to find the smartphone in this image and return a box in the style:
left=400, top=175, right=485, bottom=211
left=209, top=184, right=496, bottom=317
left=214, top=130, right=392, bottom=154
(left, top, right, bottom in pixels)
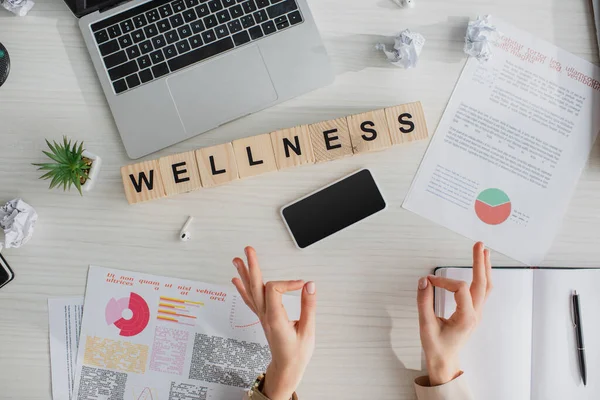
left=0, top=253, right=14, bottom=289
left=281, top=169, right=387, bottom=249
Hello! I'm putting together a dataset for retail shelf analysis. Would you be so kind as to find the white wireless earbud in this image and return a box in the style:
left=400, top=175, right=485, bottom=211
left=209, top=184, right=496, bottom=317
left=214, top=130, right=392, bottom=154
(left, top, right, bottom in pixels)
left=179, top=216, right=194, bottom=242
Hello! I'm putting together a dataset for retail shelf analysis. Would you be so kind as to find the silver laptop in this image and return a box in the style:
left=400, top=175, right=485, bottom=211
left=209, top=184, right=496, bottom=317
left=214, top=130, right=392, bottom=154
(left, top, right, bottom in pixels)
left=64, top=0, right=334, bottom=159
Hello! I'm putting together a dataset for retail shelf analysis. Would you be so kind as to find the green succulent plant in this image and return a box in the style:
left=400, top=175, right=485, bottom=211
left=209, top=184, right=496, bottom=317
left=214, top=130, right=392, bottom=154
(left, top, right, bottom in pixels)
left=33, top=137, right=91, bottom=195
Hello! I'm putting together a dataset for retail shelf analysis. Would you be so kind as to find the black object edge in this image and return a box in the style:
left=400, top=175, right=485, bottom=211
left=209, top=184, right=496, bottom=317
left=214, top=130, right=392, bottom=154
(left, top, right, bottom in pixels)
left=0, top=42, right=10, bottom=88
left=0, top=253, right=15, bottom=290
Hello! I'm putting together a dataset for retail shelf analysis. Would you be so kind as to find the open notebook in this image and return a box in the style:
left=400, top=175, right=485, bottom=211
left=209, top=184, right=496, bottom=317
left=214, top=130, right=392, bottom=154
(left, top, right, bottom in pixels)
left=435, top=268, right=600, bottom=400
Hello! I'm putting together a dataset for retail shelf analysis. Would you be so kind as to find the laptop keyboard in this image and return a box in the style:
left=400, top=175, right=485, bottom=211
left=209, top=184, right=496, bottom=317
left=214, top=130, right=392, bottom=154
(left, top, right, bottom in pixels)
left=91, top=0, right=304, bottom=95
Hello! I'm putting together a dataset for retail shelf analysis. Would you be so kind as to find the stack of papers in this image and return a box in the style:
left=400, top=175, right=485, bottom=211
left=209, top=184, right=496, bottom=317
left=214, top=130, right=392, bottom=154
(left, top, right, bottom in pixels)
left=48, top=266, right=300, bottom=400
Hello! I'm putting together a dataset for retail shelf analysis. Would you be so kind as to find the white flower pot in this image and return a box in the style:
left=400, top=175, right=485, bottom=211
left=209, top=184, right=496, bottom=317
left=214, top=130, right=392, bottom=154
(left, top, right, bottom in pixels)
left=81, top=150, right=102, bottom=192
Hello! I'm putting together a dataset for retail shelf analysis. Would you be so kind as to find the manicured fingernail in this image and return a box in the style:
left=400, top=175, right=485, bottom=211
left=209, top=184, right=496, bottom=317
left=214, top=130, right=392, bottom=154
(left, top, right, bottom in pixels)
left=306, top=281, right=316, bottom=294
left=418, top=277, right=428, bottom=290
left=232, top=260, right=239, bottom=269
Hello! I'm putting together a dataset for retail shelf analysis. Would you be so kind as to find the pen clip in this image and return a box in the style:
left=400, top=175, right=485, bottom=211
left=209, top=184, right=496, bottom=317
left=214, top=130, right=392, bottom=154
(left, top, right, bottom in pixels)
left=570, top=292, right=577, bottom=329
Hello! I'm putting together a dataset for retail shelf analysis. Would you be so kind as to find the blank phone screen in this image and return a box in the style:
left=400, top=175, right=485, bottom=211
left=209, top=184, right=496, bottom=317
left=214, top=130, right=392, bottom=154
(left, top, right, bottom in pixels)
left=282, top=169, right=386, bottom=248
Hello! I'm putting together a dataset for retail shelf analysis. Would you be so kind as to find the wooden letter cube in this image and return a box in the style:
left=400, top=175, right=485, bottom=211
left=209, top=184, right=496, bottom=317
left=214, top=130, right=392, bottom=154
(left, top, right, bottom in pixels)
left=231, top=133, right=278, bottom=179
left=308, top=117, right=354, bottom=163
left=270, top=125, right=315, bottom=170
left=121, top=160, right=167, bottom=204
left=346, top=109, right=393, bottom=153
left=158, top=151, right=203, bottom=196
left=195, top=143, right=239, bottom=188
left=385, top=101, right=429, bottom=144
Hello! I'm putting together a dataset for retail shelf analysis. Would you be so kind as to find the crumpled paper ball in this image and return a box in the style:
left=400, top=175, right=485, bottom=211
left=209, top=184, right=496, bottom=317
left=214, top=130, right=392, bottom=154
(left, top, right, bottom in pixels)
left=1, top=0, right=34, bottom=16
left=0, top=198, right=38, bottom=250
left=376, top=29, right=425, bottom=69
left=464, top=15, right=501, bottom=62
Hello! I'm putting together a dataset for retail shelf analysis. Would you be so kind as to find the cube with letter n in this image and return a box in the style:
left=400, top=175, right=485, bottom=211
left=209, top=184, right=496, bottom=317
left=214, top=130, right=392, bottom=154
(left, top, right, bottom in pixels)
left=121, top=160, right=167, bottom=204
left=270, top=125, right=315, bottom=170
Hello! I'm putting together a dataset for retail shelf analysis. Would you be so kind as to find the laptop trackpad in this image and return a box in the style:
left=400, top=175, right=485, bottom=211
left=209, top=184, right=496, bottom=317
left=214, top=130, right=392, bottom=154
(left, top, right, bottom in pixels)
left=167, top=45, right=278, bottom=134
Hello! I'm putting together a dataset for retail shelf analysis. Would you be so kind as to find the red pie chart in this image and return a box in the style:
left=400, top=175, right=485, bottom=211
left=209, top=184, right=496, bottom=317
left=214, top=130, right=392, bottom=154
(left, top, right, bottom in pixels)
left=474, top=188, right=511, bottom=225
left=105, top=293, right=150, bottom=337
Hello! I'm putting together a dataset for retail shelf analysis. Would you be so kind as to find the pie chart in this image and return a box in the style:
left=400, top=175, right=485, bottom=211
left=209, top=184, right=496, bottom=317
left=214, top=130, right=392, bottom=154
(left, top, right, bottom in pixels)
left=474, top=188, right=511, bottom=225
left=105, top=293, right=150, bottom=337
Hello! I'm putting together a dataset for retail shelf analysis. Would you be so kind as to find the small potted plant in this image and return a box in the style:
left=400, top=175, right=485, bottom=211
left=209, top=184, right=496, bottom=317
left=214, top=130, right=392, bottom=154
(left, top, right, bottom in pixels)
left=33, top=137, right=102, bottom=195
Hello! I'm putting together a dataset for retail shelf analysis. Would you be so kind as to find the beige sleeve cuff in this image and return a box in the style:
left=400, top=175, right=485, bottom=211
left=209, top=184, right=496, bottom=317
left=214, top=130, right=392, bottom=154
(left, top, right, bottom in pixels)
left=243, top=390, right=270, bottom=400
left=243, top=390, right=298, bottom=400
left=414, top=372, right=474, bottom=400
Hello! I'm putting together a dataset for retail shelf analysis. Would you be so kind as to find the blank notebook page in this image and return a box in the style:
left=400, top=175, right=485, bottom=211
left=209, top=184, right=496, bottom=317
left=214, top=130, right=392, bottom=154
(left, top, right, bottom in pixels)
left=435, top=268, right=534, bottom=400
left=531, top=269, right=600, bottom=400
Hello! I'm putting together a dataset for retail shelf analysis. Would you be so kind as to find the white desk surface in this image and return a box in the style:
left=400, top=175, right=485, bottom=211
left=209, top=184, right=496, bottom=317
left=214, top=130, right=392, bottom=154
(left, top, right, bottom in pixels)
left=0, top=1, right=599, bottom=399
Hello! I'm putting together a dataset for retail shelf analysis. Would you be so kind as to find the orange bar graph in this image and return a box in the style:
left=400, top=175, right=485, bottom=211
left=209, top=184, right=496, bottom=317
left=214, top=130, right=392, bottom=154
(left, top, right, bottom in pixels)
left=158, top=303, right=185, bottom=309
left=157, top=296, right=204, bottom=326
left=158, top=310, right=196, bottom=319
left=159, top=296, right=204, bottom=306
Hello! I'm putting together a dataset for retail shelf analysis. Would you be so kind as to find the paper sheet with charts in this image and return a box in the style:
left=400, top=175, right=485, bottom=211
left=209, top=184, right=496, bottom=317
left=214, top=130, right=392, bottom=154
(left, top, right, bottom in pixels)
left=70, top=266, right=300, bottom=400
left=403, top=18, right=600, bottom=265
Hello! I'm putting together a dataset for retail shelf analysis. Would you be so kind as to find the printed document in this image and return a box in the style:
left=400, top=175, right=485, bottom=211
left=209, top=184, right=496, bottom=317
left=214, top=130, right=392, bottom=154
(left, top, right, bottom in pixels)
left=403, top=18, right=600, bottom=265
left=71, top=266, right=300, bottom=400
left=49, top=297, right=84, bottom=400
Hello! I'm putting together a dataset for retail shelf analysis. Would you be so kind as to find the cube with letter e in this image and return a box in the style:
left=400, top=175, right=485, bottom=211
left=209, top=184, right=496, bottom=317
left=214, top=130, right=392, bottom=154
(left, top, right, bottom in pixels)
left=121, top=160, right=167, bottom=204
left=158, top=151, right=203, bottom=196
left=346, top=109, right=393, bottom=153
left=308, top=117, right=354, bottom=162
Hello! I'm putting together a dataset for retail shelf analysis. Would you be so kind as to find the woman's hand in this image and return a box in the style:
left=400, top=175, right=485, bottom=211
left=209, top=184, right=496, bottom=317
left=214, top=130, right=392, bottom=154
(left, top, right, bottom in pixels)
left=232, top=246, right=316, bottom=400
left=416, top=242, right=492, bottom=386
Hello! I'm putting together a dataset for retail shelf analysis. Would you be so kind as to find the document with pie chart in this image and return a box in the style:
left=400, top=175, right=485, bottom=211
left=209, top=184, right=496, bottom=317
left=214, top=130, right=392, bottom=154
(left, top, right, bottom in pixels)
left=403, top=18, right=600, bottom=265
left=71, top=266, right=300, bottom=400
left=474, top=189, right=511, bottom=225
